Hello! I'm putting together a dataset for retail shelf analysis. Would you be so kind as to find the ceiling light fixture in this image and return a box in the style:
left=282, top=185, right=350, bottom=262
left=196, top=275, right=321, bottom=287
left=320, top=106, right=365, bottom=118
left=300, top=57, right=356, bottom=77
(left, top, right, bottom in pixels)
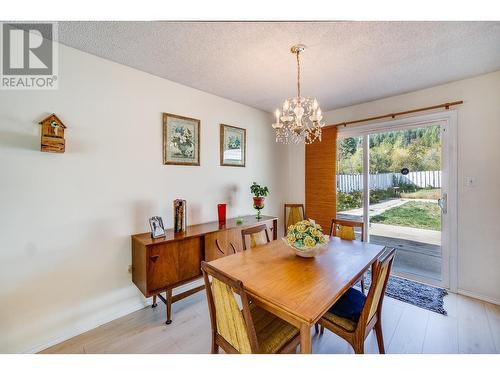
left=272, top=44, right=324, bottom=144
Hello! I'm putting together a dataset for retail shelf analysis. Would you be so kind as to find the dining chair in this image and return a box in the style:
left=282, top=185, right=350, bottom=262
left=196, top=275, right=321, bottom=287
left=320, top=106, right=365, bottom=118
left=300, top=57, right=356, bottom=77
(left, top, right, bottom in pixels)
left=330, top=218, right=367, bottom=294
left=330, top=218, right=365, bottom=241
left=284, top=203, right=306, bottom=234
left=317, top=247, right=396, bottom=354
left=201, top=261, right=301, bottom=354
left=241, top=224, right=270, bottom=250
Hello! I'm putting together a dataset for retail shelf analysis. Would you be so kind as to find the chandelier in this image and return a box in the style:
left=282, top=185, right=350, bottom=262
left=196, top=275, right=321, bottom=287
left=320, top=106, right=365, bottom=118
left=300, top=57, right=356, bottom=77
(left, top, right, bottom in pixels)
left=272, top=44, right=324, bottom=144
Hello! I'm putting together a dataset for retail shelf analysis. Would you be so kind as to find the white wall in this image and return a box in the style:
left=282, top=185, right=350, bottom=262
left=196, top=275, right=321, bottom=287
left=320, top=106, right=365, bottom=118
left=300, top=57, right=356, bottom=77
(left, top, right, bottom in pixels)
left=287, top=70, right=500, bottom=304
left=0, top=43, right=287, bottom=353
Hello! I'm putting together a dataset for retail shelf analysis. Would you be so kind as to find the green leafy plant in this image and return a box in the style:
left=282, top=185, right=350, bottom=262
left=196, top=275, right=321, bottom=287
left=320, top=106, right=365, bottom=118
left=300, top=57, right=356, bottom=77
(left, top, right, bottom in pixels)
left=250, top=182, right=269, bottom=198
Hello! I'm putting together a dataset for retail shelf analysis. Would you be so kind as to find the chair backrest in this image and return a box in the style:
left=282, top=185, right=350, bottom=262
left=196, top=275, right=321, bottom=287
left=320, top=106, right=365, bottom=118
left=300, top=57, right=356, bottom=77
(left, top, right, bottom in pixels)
left=358, top=247, right=396, bottom=328
left=284, top=203, right=305, bottom=234
left=201, top=261, right=259, bottom=353
left=330, top=218, right=365, bottom=241
left=241, top=224, right=270, bottom=250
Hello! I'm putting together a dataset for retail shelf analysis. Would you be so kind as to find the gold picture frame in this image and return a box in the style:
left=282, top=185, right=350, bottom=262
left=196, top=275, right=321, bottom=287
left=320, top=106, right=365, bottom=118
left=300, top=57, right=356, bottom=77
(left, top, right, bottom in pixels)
left=220, top=124, right=246, bottom=167
left=163, top=113, right=200, bottom=166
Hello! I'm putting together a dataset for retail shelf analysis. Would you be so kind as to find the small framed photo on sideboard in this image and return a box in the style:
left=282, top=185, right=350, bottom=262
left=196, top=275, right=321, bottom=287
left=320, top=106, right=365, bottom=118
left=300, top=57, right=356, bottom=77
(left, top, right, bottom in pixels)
left=149, top=216, right=166, bottom=238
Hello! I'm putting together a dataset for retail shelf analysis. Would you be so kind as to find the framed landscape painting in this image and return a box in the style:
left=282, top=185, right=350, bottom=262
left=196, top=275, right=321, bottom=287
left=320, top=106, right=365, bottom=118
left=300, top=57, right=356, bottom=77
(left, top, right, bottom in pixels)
left=220, top=124, right=246, bottom=167
left=163, top=113, right=200, bottom=166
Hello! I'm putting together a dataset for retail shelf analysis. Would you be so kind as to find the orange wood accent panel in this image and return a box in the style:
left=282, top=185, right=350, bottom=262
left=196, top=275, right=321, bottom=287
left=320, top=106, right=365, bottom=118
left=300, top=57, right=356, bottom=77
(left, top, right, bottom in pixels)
left=305, top=126, right=337, bottom=231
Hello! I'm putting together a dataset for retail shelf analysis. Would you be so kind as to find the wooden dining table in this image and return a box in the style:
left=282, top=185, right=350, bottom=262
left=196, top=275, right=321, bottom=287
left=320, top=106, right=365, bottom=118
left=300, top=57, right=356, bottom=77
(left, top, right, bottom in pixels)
left=207, top=236, right=386, bottom=354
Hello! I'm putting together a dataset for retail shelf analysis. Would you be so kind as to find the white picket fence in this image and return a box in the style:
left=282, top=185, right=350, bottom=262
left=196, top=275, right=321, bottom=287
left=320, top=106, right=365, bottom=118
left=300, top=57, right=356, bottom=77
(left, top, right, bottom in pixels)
left=337, top=170, right=441, bottom=193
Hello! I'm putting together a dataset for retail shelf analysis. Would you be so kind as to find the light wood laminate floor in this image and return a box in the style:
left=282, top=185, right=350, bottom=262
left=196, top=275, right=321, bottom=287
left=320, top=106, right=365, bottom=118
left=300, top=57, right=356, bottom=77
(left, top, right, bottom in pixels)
left=41, top=291, right=500, bottom=354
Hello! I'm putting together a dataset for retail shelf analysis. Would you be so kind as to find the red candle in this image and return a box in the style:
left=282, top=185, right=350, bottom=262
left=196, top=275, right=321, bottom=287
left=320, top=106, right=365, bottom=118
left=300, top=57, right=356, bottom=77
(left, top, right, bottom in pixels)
left=217, top=203, right=226, bottom=225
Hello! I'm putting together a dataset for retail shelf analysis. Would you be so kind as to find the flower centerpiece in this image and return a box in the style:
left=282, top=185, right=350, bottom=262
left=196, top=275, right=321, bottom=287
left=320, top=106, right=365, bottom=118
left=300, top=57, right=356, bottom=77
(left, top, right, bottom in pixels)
left=284, top=219, right=329, bottom=258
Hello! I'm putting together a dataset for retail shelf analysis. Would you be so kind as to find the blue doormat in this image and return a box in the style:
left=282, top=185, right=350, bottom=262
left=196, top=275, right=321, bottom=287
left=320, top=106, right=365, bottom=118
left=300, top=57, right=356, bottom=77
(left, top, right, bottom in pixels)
left=363, top=272, right=448, bottom=315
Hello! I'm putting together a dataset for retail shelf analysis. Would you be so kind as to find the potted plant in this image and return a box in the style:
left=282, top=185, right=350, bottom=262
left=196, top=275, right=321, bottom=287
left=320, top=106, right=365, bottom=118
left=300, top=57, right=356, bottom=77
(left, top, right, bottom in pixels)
left=250, top=182, right=269, bottom=219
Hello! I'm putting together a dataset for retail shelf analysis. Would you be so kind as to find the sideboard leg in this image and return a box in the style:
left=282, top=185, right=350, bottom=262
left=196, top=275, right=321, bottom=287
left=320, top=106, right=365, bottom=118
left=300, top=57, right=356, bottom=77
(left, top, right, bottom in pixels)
left=165, top=289, right=173, bottom=325
left=152, top=294, right=157, bottom=308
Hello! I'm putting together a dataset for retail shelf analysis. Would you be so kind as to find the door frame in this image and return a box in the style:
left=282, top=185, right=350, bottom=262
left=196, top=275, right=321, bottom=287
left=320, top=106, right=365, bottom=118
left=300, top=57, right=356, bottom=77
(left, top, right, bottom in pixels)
left=337, top=110, right=458, bottom=292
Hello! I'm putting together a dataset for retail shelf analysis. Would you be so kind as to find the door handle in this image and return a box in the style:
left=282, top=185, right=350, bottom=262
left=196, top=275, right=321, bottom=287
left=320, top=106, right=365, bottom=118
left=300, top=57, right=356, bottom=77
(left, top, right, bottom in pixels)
left=149, top=255, right=160, bottom=262
left=215, top=239, right=225, bottom=255
left=438, top=193, right=447, bottom=214
left=229, top=243, right=237, bottom=254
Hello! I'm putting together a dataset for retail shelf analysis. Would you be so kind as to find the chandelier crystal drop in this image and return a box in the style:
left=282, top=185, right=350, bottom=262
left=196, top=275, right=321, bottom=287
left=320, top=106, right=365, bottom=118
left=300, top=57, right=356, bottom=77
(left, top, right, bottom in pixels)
left=272, top=44, right=325, bottom=144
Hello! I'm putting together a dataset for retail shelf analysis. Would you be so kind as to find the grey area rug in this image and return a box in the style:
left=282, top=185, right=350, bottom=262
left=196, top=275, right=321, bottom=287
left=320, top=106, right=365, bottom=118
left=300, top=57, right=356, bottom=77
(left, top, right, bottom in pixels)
left=363, top=271, right=448, bottom=315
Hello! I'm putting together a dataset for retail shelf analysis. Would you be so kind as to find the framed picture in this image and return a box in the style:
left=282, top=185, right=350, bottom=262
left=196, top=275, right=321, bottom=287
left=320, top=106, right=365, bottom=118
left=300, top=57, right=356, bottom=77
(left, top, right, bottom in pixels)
left=220, top=124, right=246, bottom=167
left=149, top=216, right=166, bottom=239
left=163, top=113, right=200, bottom=166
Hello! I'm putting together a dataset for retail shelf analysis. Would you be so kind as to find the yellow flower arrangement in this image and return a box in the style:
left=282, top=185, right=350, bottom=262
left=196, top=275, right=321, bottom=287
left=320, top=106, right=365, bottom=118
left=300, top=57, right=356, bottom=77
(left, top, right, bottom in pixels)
left=295, top=224, right=307, bottom=233
left=303, top=236, right=316, bottom=248
left=284, top=219, right=329, bottom=250
left=310, top=227, right=320, bottom=237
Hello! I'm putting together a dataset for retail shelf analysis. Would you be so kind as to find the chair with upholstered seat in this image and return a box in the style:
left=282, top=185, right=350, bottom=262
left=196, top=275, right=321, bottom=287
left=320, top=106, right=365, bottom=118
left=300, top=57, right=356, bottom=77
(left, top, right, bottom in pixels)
left=241, top=224, right=270, bottom=250
left=330, top=218, right=367, bottom=293
left=284, top=203, right=306, bottom=234
left=330, top=218, right=365, bottom=241
left=201, top=261, right=301, bottom=354
left=318, top=247, right=396, bottom=354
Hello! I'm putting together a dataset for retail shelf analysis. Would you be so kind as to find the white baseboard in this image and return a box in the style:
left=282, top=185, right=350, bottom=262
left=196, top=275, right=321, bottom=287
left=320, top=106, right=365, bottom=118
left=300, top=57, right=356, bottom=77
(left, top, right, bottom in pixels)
left=458, top=289, right=500, bottom=306
left=25, top=279, right=206, bottom=354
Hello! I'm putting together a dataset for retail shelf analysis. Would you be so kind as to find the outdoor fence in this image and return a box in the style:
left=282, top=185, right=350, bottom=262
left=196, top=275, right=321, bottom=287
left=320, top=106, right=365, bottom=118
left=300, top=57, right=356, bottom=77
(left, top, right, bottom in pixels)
left=337, top=170, right=442, bottom=193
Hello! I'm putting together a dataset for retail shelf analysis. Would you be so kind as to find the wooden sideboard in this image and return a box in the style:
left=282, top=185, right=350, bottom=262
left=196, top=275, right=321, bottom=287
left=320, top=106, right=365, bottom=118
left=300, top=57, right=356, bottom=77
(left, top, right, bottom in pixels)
left=131, top=215, right=277, bottom=324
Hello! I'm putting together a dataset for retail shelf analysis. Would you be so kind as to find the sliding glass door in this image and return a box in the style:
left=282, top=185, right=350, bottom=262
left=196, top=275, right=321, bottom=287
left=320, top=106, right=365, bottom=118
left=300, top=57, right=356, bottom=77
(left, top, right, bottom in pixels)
left=336, top=135, right=364, bottom=240
left=368, top=125, right=443, bottom=284
left=336, top=116, right=455, bottom=289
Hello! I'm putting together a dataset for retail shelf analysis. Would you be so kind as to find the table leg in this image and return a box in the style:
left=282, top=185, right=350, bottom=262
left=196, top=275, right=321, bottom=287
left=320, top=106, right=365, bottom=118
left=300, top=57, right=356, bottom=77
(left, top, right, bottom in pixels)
left=300, top=323, right=312, bottom=354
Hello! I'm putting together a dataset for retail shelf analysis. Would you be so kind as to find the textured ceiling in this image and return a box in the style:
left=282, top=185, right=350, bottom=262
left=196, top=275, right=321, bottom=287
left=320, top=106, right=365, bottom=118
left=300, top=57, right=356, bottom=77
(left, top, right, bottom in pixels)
left=58, top=21, right=500, bottom=112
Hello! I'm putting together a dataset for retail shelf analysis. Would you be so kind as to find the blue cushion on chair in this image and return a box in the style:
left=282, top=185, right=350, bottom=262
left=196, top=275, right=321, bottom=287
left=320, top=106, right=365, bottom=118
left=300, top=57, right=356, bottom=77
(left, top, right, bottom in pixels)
left=329, top=287, right=366, bottom=322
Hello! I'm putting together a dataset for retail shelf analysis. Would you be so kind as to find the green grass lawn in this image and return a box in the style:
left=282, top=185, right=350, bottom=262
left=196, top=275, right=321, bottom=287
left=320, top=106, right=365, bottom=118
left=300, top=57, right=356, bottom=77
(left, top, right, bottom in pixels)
left=371, top=201, right=441, bottom=230
left=400, top=188, right=441, bottom=200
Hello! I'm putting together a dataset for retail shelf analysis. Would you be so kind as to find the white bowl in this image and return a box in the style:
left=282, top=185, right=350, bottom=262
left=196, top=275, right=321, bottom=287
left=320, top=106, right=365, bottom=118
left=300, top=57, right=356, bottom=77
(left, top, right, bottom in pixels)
left=282, top=238, right=328, bottom=258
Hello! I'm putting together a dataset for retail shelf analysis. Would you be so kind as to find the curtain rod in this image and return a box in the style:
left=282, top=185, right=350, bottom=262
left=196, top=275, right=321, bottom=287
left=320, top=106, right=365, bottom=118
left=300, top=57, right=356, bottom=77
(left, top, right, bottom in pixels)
left=330, top=101, right=463, bottom=127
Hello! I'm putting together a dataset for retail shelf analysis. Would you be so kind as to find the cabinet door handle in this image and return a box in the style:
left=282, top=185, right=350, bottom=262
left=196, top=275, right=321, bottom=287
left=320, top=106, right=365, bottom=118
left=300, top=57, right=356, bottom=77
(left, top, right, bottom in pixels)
left=215, top=239, right=225, bottom=255
left=149, top=255, right=159, bottom=262
left=230, top=243, right=237, bottom=254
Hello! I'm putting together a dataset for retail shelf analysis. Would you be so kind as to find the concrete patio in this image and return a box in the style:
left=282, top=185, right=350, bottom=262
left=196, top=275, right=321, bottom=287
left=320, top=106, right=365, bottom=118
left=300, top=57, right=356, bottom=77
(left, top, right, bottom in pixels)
left=338, top=198, right=442, bottom=283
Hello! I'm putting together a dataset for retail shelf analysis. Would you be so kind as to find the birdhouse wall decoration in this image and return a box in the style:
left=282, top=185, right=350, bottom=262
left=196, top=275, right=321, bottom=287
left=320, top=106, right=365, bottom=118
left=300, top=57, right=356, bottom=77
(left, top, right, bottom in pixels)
left=39, top=114, right=67, bottom=153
